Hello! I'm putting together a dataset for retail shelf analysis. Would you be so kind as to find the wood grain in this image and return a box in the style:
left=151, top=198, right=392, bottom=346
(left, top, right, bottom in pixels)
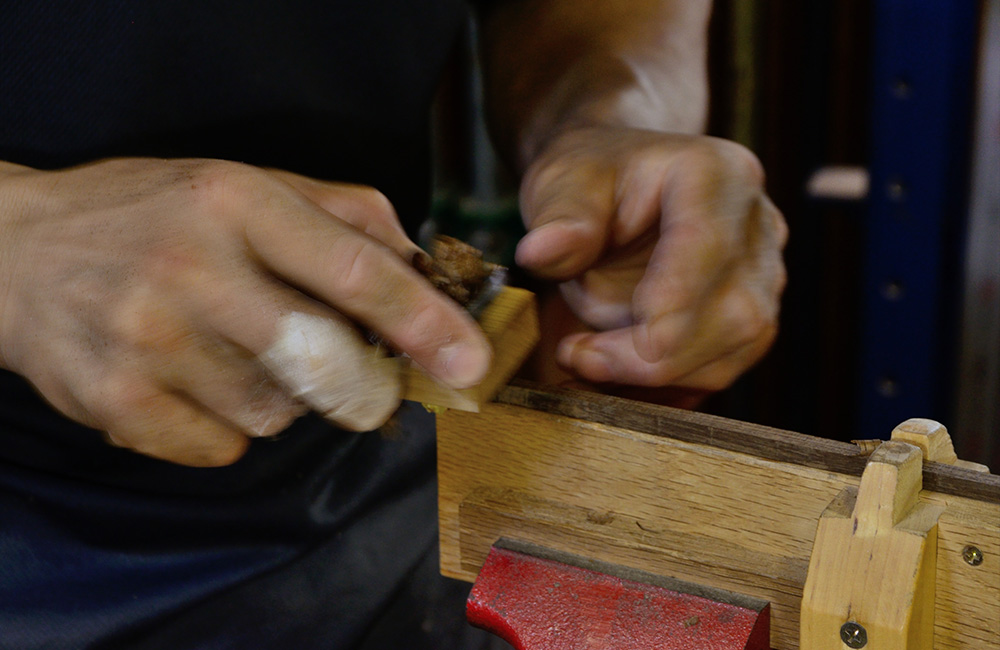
left=801, top=442, right=940, bottom=649
left=437, top=384, right=1000, bottom=650
left=495, top=382, right=1000, bottom=502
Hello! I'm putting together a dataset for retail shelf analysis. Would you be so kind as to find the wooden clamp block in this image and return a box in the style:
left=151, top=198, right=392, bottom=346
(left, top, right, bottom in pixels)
left=402, top=286, right=538, bottom=411
left=890, top=418, right=991, bottom=474
left=801, top=441, right=943, bottom=649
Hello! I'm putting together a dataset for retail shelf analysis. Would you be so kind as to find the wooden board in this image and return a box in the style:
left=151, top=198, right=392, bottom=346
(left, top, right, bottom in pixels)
left=437, top=382, right=1000, bottom=650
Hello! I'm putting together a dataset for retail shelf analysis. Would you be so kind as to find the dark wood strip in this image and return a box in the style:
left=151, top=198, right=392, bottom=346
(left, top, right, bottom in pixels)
left=497, top=381, right=1000, bottom=503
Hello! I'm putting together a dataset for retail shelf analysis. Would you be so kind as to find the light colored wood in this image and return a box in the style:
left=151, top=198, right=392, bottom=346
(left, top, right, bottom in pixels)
left=402, top=287, right=538, bottom=411
left=892, top=418, right=991, bottom=473
left=801, top=442, right=940, bottom=649
left=437, top=395, right=1000, bottom=650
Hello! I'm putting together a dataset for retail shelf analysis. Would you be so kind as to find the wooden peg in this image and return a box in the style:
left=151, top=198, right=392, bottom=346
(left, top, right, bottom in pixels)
left=891, top=418, right=990, bottom=473
left=801, top=441, right=944, bottom=650
left=402, top=286, right=539, bottom=411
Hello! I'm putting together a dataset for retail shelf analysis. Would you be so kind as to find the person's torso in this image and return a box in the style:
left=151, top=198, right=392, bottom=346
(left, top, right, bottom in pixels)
left=0, top=3, right=467, bottom=644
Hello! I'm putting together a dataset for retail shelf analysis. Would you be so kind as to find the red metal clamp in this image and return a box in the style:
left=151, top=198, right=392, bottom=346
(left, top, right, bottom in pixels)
left=467, top=540, right=771, bottom=650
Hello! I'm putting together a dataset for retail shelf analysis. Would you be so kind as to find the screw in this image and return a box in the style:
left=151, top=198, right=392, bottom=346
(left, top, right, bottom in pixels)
left=840, top=621, right=868, bottom=648
left=963, top=545, right=984, bottom=566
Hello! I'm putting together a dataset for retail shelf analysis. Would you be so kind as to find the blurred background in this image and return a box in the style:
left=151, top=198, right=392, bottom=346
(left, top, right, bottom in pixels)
left=431, top=0, right=999, bottom=468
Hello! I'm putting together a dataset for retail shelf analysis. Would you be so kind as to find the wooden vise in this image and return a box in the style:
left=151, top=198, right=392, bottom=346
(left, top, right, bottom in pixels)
left=435, top=383, right=1000, bottom=649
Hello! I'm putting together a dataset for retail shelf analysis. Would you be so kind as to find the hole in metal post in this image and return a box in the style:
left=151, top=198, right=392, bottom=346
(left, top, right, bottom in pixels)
left=881, top=280, right=905, bottom=301
left=891, top=77, right=913, bottom=99
left=877, top=377, right=900, bottom=399
left=886, top=176, right=908, bottom=201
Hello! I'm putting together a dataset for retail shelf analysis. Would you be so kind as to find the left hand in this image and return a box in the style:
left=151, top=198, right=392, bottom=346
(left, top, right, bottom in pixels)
left=516, top=126, right=787, bottom=396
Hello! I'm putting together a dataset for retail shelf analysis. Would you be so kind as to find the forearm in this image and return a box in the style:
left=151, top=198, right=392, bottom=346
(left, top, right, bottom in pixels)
left=477, top=0, right=712, bottom=172
left=0, top=162, right=34, bottom=370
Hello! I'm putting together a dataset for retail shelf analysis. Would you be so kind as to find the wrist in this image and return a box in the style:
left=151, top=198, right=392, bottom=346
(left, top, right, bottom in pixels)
left=512, top=54, right=708, bottom=173
left=478, top=1, right=711, bottom=174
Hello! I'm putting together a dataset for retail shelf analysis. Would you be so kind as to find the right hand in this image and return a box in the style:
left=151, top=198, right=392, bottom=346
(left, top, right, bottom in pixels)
left=0, top=158, right=491, bottom=466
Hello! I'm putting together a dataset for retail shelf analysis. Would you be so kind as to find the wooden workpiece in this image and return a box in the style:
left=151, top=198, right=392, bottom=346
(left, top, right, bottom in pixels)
left=437, top=382, right=1000, bottom=649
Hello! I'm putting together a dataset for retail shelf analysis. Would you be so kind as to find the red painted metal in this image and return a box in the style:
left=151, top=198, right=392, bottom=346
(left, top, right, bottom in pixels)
left=467, top=545, right=770, bottom=650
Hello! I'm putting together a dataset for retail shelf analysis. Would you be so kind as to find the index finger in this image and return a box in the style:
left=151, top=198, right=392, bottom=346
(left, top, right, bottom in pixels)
left=243, top=192, right=492, bottom=390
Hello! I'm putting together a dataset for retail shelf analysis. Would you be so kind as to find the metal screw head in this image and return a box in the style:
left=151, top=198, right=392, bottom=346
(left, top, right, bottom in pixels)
left=963, top=545, right=984, bottom=566
left=840, top=621, right=868, bottom=648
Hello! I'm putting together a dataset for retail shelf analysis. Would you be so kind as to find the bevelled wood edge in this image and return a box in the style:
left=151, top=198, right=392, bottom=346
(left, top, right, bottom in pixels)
left=496, top=380, right=1000, bottom=504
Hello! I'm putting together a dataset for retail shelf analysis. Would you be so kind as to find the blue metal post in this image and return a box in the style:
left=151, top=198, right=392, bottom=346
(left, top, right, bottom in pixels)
left=858, top=1, right=978, bottom=437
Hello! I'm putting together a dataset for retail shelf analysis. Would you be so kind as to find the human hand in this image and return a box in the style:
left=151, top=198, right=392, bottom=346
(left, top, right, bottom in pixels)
left=515, top=127, right=787, bottom=398
left=0, top=159, right=490, bottom=466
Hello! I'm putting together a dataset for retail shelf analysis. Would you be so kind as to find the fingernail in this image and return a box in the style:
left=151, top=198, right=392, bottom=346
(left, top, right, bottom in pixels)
left=555, top=336, right=583, bottom=368
left=437, top=342, right=491, bottom=389
left=558, top=337, right=616, bottom=383
left=410, top=249, right=432, bottom=269
left=516, top=223, right=573, bottom=267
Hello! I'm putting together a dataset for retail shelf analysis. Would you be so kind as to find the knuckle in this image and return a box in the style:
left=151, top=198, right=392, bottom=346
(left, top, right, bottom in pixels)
left=331, top=237, right=391, bottom=304
left=774, top=259, right=789, bottom=296
left=687, top=138, right=766, bottom=188
left=723, top=289, right=777, bottom=350
left=104, top=294, right=175, bottom=352
left=356, top=186, right=397, bottom=222
left=754, top=198, right=789, bottom=250
left=184, top=160, right=266, bottom=215
left=772, top=208, right=790, bottom=248
left=399, top=299, right=449, bottom=351
left=716, top=140, right=766, bottom=186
